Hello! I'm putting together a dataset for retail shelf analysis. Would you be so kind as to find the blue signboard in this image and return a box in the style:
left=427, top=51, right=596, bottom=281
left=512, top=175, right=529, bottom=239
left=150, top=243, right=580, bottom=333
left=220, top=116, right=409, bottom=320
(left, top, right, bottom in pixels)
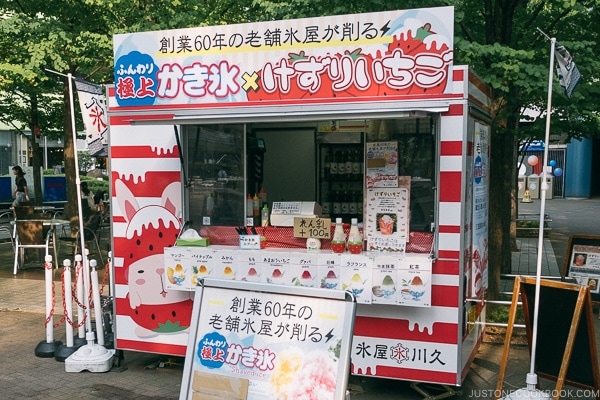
left=520, top=140, right=545, bottom=151
left=43, top=176, right=67, bottom=202
left=0, top=177, right=12, bottom=202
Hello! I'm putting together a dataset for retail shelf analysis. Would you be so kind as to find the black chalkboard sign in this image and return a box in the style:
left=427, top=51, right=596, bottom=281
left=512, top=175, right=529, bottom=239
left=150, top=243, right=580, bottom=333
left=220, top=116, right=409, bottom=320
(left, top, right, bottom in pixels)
left=562, top=234, right=600, bottom=303
left=520, top=277, right=599, bottom=390
left=497, top=277, right=600, bottom=399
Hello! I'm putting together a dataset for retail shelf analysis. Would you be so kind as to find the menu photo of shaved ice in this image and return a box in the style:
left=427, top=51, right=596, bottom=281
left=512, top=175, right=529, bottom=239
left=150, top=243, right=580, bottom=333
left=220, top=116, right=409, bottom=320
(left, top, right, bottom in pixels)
left=164, top=246, right=191, bottom=291
left=371, top=255, right=400, bottom=304
left=292, top=265, right=318, bottom=287
left=397, top=256, right=432, bottom=307
left=265, top=266, right=286, bottom=285
left=317, top=254, right=341, bottom=290
left=340, top=255, right=373, bottom=304
left=241, top=264, right=262, bottom=282
left=317, top=265, right=340, bottom=290
left=377, top=213, right=397, bottom=235
left=269, top=347, right=338, bottom=399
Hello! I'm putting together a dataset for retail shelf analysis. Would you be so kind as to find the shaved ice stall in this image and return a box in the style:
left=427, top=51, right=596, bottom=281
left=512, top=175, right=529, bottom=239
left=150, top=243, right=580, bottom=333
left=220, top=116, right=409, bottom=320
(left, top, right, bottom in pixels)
left=108, top=6, right=492, bottom=388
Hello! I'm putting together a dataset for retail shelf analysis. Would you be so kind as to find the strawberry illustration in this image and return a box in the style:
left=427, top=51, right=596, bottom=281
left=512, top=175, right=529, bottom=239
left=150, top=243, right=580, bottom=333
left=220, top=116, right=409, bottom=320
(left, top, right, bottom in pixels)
left=116, top=179, right=193, bottom=337
left=245, top=24, right=451, bottom=103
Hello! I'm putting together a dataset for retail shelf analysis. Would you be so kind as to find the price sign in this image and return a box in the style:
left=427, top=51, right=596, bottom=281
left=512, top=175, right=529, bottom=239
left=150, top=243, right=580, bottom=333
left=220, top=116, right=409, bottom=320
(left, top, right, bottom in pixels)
left=293, top=217, right=331, bottom=239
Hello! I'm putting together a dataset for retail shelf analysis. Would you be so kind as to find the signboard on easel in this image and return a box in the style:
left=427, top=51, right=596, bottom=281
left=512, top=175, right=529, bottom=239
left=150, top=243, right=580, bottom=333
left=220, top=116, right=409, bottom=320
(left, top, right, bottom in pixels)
left=179, top=278, right=356, bottom=400
left=562, top=234, right=600, bottom=303
left=497, top=276, right=600, bottom=398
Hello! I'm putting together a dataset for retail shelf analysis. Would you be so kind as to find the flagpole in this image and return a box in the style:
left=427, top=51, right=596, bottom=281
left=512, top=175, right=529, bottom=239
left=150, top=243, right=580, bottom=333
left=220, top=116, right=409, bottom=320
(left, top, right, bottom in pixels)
left=530, top=34, right=555, bottom=382
left=500, top=35, right=555, bottom=400
left=43, top=68, right=115, bottom=372
left=67, top=73, right=89, bottom=298
left=44, top=69, right=88, bottom=285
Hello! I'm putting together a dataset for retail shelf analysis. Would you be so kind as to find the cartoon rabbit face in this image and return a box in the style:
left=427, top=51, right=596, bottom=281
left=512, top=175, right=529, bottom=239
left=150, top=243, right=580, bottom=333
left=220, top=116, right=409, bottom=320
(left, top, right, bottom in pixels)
left=116, top=179, right=193, bottom=335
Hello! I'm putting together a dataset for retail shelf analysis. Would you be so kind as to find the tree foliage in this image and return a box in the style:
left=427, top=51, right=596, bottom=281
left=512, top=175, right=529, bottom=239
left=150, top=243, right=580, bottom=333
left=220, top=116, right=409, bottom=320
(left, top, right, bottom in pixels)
left=1, top=0, right=599, bottom=295
left=455, top=0, right=600, bottom=297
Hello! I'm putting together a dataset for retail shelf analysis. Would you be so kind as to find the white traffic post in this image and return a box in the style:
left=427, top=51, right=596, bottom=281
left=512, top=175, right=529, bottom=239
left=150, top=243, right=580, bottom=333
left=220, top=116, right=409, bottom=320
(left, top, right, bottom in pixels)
left=75, top=254, right=86, bottom=343
left=63, top=259, right=74, bottom=348
left=34, top=255, right=62, bottom=357
left=90, top=259, right=105, bottom=346
left=54, top=259, right=81, bottom=362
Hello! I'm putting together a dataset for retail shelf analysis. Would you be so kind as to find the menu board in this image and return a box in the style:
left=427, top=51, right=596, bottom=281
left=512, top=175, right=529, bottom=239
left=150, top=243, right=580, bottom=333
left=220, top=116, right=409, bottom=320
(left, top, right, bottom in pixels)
left=365, top=141, right=398, bottom=188
left=164, top=247, right=433, bottom=307
left=364, top=187, right=409, bottom=252
left=567, top=244, right=600, bottom=295
left=179, top=279, right=356, bottom=400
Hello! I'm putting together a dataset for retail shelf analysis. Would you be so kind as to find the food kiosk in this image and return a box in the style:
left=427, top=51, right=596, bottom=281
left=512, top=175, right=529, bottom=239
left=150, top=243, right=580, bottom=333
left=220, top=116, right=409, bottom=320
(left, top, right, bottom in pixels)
left=108, top=5, right=492, bottom=388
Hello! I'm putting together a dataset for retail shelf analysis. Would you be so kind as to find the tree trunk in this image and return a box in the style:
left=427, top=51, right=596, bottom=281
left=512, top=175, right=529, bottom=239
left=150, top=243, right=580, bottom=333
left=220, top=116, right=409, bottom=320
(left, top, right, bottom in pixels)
left=510, top=142, right=518, bottom=252
left=30, top=93, right=43, bottom=206
left=487, top=128, right=515, bottom=299
left=62, top=82, right=77, bottom=220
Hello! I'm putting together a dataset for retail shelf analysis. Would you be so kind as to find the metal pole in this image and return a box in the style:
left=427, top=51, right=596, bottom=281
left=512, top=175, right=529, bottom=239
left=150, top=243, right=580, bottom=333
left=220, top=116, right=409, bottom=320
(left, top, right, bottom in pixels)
left=527, top=35, right=556, bottom=389
left=44, top=67, right=90, bottom=337
left=44, top=136, right=48, bottom=170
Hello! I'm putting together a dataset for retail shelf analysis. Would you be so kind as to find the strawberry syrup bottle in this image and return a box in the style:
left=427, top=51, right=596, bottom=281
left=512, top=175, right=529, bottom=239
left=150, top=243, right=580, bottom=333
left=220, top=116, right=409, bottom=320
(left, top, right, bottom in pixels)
left=331, top=218, right=346, bottom=253
left=347, top=218, right=363, bottom=254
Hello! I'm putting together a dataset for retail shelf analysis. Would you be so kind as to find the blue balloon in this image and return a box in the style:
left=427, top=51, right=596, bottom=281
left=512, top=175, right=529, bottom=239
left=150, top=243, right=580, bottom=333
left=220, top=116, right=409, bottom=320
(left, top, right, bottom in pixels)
left=553, top=167, right=563, bottom=177
left=549, top=160, right=557, bottom=167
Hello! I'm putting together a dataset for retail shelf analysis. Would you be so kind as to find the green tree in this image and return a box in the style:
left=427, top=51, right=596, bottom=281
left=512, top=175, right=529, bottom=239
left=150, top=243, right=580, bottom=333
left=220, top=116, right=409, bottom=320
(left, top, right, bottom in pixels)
left=250, top=0, right=600, bottom=298
left=1, top=0, right=598, bottom=298
left=455, top=0, right=600, bottom=298
left=0, top=11, right=64, bottom=204
left=0, top=0, right=260, bottom=215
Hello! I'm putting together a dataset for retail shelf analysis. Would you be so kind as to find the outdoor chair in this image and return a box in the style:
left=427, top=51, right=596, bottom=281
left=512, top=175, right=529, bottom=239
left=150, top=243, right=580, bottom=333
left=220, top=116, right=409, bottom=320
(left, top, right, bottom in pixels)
left=0, top=210, right=15, bottom=250
left=59, top=211, right=104, bottom=265
left=14, top=205, right=38, bottom=218
left=13, top=219, right=57, bottom=274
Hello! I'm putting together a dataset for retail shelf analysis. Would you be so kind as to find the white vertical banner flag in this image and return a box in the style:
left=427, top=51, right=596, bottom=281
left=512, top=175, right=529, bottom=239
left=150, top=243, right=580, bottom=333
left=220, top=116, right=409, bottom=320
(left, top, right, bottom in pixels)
left=554, top=41, right=582, bottom=98
left=74, top=78, right=108, bottom=156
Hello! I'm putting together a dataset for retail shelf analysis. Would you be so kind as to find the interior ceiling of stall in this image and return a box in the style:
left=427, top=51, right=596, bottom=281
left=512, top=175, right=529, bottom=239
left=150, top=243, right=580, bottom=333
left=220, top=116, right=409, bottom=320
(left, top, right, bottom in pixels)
left=164, top=102, right=448, bottom=125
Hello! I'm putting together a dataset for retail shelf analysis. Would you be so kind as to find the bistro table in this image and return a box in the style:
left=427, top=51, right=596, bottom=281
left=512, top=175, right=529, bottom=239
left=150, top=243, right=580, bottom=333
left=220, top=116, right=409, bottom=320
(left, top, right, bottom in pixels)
left=10, top=205, right=57, bottom=215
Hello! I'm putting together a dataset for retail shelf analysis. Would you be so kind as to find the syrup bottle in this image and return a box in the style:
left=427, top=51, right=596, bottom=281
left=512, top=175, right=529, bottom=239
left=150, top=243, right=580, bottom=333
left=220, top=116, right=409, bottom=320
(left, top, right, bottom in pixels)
left=347, top=218, right=363, bottom=254
left=331, top=218, right=346, bottom=253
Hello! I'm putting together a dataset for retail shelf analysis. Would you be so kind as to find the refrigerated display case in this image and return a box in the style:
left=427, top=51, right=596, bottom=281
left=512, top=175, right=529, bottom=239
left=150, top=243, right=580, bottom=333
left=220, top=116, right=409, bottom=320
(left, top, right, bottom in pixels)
left=316, top=118, right=435, bottom=232
left=370, top=118, right=436, bottom=233
left=316, top=130, right=365, bottom=223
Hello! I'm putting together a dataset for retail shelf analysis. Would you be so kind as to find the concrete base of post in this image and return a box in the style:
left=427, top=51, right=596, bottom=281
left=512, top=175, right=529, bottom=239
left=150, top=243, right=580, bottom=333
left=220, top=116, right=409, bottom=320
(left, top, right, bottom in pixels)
left=34, top=339, right=63, bottom=358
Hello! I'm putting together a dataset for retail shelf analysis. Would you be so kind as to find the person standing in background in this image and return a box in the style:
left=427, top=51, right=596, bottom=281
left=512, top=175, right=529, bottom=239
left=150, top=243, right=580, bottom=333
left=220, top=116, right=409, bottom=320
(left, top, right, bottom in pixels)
left=80, top=181, right=95, bottom=210
left=12, top=166, right=29, bottom=206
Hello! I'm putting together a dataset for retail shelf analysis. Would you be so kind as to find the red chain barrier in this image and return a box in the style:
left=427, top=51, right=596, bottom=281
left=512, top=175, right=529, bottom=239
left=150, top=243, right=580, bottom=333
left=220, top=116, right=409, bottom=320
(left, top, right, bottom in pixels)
left=59, top=265, right=86, bottom=329
left=100, top=260, right=110, bottom=295
left=52, top=267, right=67, bottom=328
left=67, top=260, right=89, bottom=328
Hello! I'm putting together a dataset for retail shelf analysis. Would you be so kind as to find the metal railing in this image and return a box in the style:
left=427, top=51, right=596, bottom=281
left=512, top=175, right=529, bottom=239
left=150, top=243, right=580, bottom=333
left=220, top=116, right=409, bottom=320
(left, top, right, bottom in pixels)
left=471, top=273, right=565, bottom=330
